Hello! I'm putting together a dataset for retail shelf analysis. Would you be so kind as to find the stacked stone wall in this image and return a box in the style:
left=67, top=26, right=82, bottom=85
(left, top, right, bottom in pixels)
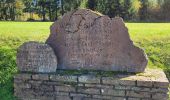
left=14, top=69, right=169, bottom=100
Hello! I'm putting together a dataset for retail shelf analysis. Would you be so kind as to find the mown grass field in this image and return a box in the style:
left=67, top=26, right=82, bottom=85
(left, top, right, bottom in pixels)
left=0, top=22, right=170, bottom=100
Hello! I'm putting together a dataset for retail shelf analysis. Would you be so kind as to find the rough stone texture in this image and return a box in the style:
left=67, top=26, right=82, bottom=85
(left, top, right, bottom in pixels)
left=46, top=9, right=148, bottom=72
left=78, top=75, right=100, bottom=84
left=17, top=41, right=58, bottom=72
left=50, top=75, right=77, bottom=82
left=14, top=69, right=169, bottom=100
left=32, top=74, right=49, bottom=80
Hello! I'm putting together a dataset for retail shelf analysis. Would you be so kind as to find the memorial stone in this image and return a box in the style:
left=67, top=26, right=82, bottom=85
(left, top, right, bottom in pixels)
left=14, top=9, right=169, bottom=100
left=17, top=41, right=58, bottom=72
left=46, top=9, right=148, bottom=72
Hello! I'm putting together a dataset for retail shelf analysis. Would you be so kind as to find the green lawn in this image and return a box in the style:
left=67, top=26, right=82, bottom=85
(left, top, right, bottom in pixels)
left=0, top=22, right=170, bottom=100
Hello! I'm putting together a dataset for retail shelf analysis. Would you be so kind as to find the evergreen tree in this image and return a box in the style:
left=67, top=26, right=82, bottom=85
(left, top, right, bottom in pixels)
left=123, top=0, right=132, bottom=20
left=87, top=0, right=97, bottom=10
left=23, top=0, right=35, bottom=20
left=162, top=0, right=170, bottom=20
left=139, top=0, right=149, bottom=20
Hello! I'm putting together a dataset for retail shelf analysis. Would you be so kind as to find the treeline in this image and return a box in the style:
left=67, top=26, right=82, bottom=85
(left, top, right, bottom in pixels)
left=87, top=0, right=170, bottom=21
left=0, top=0, right=170, bottom=21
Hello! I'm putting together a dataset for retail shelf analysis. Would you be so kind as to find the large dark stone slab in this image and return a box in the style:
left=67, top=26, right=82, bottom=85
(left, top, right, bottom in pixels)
left=46, top=9, right=148, bottom=72
left=17, top=41, right=58, bottom=72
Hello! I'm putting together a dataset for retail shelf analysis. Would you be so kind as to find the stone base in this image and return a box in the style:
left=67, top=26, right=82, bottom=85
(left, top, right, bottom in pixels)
left=14, top=69, right=169, bottom=100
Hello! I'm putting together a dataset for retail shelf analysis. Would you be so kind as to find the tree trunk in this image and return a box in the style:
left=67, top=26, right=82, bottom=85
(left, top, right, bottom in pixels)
left=5, top=6, right=8, bottom=20
left=61, top=0, right=64, bottom=16
left=55, top=8, right=58, bottom=20
left=10, top=5, right=15, bottom=21
left=49, top=5, right=52, bottom=21
left=42, top=6, right=46, bottom=21
left=87, top=0, right=96, bottom=10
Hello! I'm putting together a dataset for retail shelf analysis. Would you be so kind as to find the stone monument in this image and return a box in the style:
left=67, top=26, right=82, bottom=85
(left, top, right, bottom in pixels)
left=17, top=41, right=57, bottom=72
left=14, top=9, right=169, bottom=100
left=46, top=9, right=148, bottom=72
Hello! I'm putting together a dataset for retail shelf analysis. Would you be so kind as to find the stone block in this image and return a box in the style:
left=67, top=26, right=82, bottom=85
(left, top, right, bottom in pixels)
left=56, top=92, right=69, bottom=96
left=14, top=74, right=31, bottom=80
left=77, top=88, right=100, bottom=94
left=126, top=91, right=151, bottom=98
left=140, top=99, right=151, bottom=100
left=85, top=84, right=113, bottom=88
left=78, top=75, right=100, bottom=84
left=15, top=89, right=35, bottom=99
left=41, top=91, right=69, bottom=97
left=56, top=96, right=71, bottom=100
left=93, top=95, right=126, bottom=100
left=55, top=85, right=76, bottom=92
left=101, top=88, right=125, bottom=96
left=102, top=77, right=136, bottom=86
left=72, top=97, right=101, bottom=100
left=50, top=75, right=77, bottom=82
left=70, top=93, right=91, bottom=97
left=151, top=88, right=169, bottom=93
left=83, top=98, right=102, bottom=100
left=35, top=96, right=55, bottom=100
left=42, top=92, right=57, bottom=97
left=128, top=98, right=141, bottom=100
left=29, top=80, right=42, bottom=88
left=14, top=83, right=31, bottom=89
left=137, top=80, right=153, bottom=87
left=43, top=81, right=61, bottom=85
left=78, top=83, right=84, bottom=87
left=19, top=98, right=38, bottom=100
left=14, top=78, right=23, bottom=83
left=152, top=93, right=168, bottom=100
left=153, top=81, right=169, bottom=88
left=32, top=74, right=49, bottom=80
left=39, top=84, right=54, bottom=91
left=114, top=85, right=150, bottom=92
left=17, top=41, right=58, bottom=73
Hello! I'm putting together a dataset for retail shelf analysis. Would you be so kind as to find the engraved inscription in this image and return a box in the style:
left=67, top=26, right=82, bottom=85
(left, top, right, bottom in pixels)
left=17, top=41, right=58, bottom=72
left=46, top=9, right=148, bottom=72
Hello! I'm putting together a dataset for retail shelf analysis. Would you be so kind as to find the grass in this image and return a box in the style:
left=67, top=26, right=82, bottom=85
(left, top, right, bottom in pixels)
left=126, top=23, right=170, bottom=69
left=0, top=22, right=52, bottom=100
left=0, top=22, right=170, bottom=100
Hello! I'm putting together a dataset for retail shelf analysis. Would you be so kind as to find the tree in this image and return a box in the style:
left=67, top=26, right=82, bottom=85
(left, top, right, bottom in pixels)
left=38, top=0, right=47, bottom=21
left=0, top=0, right=168, bottom=21
left=61, top=0, right=64, bottom=15
left=162, top=0, right=170, bottom=21
left=79, top=0, right=88, bottom=8
left=15, top=0, right=24, bottom=20
left=46, top=0, right=60, bottom=21
left=130, top=0, right=141, bottom=20
left=96, top=0, right=124, bottom=18
left=123, top=0, right=132, bottom=20
left=139, top=0, right=149, bottom=20
left=23, top=0, right=35, bottom=19
left=0, top=0, right=23, bottom=21
left=60, top=0, right=82, bottom=15
left=87, top=0, right=97, bottom=10
left=52, top=0, right=60, bottom=20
